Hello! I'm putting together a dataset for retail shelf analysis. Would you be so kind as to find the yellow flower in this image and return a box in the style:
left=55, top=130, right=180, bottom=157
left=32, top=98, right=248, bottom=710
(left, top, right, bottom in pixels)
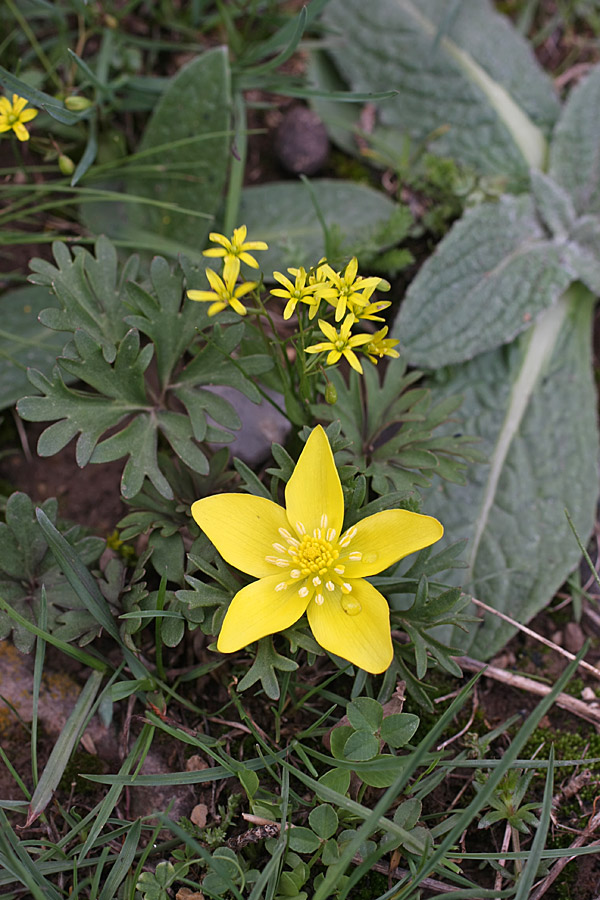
left=0, top=94, right=38, bottom=142
left=316, top=257, right=383, bottom=321
left=187, top=268, right=256, bottom=316
left=270, top=266, right=319, bottom=320
left=354, top=300, right=392, bottom=323
left=305, top=315, right=372, bottom=374
left=364, top=327, right=400, bottom=363
left=192, top=426, right=443, bottom=673
left=203, top=225, right=268, bottom=282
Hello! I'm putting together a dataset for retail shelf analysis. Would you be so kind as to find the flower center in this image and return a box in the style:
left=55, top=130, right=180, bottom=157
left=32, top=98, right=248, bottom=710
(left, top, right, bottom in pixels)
left=289, top=534, right=339, bottom=576
left=266, top=520, right=364, bottom=616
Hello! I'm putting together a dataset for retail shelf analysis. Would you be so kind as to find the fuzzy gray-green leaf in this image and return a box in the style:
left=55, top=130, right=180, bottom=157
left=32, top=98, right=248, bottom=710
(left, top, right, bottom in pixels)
left=419, top=284, right=598, bottom=658
left=320, top=0, right=558, bottom=175
left=395, top=195, right=575, bottom=367
left=549, top=64, right=600, bottom=216
left=127, top=48, right=231, bottom=253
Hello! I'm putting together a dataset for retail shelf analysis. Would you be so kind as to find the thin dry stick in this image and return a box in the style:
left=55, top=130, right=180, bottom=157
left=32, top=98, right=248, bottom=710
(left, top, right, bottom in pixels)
left=494, top=820, right=512, bottom=898
left=455, top=656, right=600, bottom=728
left=469, top=595, right=600, bottom=681
left=529, top=810, right=600, bottom=900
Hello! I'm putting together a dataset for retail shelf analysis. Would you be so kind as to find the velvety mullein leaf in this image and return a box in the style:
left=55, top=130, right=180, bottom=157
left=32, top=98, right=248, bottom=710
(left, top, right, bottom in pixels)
left=238, top=180, right=410, bottom=276
left=549, top=65, right=600, bottom=216
left=319, top=0, right=558, bottom=175
left=394, top=194, right=576, bottom=367
left=418, top=285, right=598, bottom=658
left=126, top=48, right=231, bottom=254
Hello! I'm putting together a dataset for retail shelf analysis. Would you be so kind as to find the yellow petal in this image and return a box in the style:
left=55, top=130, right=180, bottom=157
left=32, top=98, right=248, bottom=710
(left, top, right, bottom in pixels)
left=239, top=252, right=259, bottom=267
left=306, top=579, right=393, bottom=673
left=341, top=510, right=444, bottom=578
left=223, top=257, right=241, bottom=283
left=19, top=108, right=38, bottom=122
left=191, top=494, right=291, bottom=577
left=285, top=425, right=344, bottom=538
left=217, top=575, right=310, bottom=652
left=203, top=247, right=226, bottom=258
left=13, top=95, right=28, bottom=114
left=208, top=232, right=230, bottom=248
left=14, top=123, right=30, bottom=141
left=343, top=349, right=364, bottom=374
left=187, top=290, right=218, bottom=301
left=318, top=319, right=338, bottom=342
left=0, top=97, right=11, bottom=113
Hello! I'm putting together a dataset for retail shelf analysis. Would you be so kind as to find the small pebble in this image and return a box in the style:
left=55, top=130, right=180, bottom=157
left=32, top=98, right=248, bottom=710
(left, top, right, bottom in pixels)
left=564, top=621, right=585, bottom=654
left=275, top=106, right=330, bottom=175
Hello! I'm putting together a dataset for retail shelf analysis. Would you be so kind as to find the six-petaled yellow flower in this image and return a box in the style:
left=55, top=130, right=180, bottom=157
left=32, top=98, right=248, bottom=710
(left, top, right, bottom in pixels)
left=271, top=266, right=319, bottom=320
left=364, top=327, right=400, bottom=363
left=192, top=426, right=443, bottom=673
left=187, top=268, right=257, bottom=317
left=0, top=94, right=38, bottom=142
left=203, top=225, right=268, bottom=282
left=316, top=257, right=383, bottom=321
left=305, top=315, right=372, bottom=374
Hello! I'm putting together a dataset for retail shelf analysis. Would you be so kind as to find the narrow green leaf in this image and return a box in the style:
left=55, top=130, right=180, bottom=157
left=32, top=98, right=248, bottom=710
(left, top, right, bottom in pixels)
left=26, top=670, right=104, bottom=826
left=514, top=747, right=554, bottom=900
left=98, top=818, right=142, bottom=900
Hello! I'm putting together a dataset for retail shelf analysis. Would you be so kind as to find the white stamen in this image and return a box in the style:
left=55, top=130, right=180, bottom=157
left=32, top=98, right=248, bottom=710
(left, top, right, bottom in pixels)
left=275, top=582, right=287, bottom=592
left=296, top=521, right=306, bottom=535
left=312, top=576, right=321, bottom=586
left=298, top=586, right=309, bottom=597
left=348, top=551, right=362, bottom=561
left=339, top=527, right=357, bottom=548
left=313, top=527, right=322, bottom=539
left=342, top=582, right=352, bottom=593
left=315, top=593, right=325, bottom=605
left=275, top=559, right=289, bottom=568
left=334, top=566, right=345, bottom=575
left=325, top=581, right=335, bottom=591
left=278, top=527, right=292, bottom=540
left=326, top=528, right=336, bottom=541
left=290, top=569, right=301, bottom=579
left=320, top=513, right=328, bottom=529
left=272, top=542, right=286, bottom=553
left=265, top=556, right=279, bottom=564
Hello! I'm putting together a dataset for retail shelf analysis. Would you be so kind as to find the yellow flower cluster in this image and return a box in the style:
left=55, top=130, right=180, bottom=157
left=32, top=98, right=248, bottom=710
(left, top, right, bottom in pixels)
left=186, top=225, right=268, bottom=316
left=186, top=226, right=400, bottom=373
left=274, top=257, right=399, bottom=374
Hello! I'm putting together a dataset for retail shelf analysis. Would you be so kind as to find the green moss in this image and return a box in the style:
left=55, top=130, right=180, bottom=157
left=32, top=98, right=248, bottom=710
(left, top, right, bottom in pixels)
left=58, top=751, right=107, bottom=794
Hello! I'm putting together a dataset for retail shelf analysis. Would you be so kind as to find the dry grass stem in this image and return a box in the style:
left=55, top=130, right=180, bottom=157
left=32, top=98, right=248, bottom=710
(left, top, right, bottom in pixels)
left=469, top=595, right=600, bottom=681
left=455, top=656, right=600, bottom=728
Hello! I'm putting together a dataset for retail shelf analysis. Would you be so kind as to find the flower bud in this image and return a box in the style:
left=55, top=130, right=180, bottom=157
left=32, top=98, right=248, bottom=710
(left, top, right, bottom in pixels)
left=58, top=154, right=76, bottom=176
left=324, top=382, right=337, bottom=405
left=104, top=13, right=118, bottom=28
left=64, top=95, right=93, bottom=111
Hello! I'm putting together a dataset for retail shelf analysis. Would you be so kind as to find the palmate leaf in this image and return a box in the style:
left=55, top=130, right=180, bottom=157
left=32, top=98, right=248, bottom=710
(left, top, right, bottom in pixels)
left=318, top=0, right=558, bottom=175
left=28, top=236, right=139, bottom=363
left=314, top=364, right=482, bottom=499
left=0, top=492, right=104, bottom=653
left=19, top=238, right=271, bottom=501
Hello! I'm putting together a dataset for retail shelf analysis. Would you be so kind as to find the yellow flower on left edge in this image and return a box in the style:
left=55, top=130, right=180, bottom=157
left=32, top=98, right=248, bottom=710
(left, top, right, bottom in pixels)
left=0, top=94, right=38, bottom=141
left=192, top=426, right=443, bottom=674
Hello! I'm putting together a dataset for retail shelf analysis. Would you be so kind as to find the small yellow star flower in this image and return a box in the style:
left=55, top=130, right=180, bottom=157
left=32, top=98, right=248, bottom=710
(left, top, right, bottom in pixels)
left=187, top=267, right=256, bottom=317
left=353, top=300, right=392, bottom=323
left=271, top=266, right=319, bottom=320
left=192, top=425, right=443, bottom=673
left=305, top=315, right=372, bottom=374
left=364, top=327, right=401, bottom=363
left=316, top=257, right=383, bottom=321
left=203, top=225, right=268, bottom=282
left=0, top=94, right=38, bottom=142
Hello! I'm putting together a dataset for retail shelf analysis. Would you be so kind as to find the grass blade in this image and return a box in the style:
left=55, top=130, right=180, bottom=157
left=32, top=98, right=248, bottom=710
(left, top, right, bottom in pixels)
left=26, top=670, right=104, bottom=826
